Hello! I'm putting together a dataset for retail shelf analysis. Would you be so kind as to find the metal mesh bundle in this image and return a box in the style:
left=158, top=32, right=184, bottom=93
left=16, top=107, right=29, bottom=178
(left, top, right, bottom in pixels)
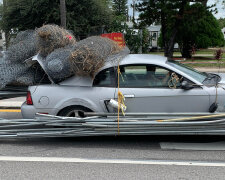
left=5, top=41, right=37, bottom=63
left=5, top=30, right=37, bottom=63
left=69, top=36, right=122, bottom=77
left=105, top=46, right=130, bottom=66
left=0, top=59, right=32, bottom=88
left=0, top=60, right=49, bottom=88
left=0, top=26, right=130, bottom=88
left=41, top=45, right=74, bottom=82
left=12, top=30, right=37, bottom=44
left=0, top=30, right=39, bottom=88
left=36, top=25, right=76, bottom=57
left=12, top=72, right=35, bottom=86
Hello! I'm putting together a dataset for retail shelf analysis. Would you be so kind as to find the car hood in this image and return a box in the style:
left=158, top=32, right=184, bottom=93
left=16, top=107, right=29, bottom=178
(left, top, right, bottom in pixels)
left=217, top=73, right=225, bottom=84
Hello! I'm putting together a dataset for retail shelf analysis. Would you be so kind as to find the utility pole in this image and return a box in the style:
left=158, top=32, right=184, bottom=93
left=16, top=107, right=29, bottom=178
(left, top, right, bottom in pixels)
left=60, top=0, right=67, bottom=29
left=3, top=0, right=9, bottom=49
left=132, top=0, right=135, bottom=22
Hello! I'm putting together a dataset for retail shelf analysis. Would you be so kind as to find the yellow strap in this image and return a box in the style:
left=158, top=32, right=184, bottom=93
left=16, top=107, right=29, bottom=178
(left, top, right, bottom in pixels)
left=157, top=113, right=225, bottom=122
left=117, top=65, right=126, bottom=135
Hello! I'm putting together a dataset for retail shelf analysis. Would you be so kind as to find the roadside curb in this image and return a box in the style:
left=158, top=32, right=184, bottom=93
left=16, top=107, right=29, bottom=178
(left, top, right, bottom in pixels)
left=0, top=106, right=21, bottom=109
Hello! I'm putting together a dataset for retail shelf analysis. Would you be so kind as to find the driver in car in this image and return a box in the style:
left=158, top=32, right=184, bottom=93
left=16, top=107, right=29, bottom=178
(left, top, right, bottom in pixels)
left=146, top=66, right=171, bottom=87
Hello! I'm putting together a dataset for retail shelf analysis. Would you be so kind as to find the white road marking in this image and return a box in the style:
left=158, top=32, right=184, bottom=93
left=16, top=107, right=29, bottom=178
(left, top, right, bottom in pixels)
left=0, top=97, right=25, bottom=107
left=0, top=101, right=24, bottom=107
left=160, top=141, right=225, bottom=151
left=0, top=156, right=225, bottom=167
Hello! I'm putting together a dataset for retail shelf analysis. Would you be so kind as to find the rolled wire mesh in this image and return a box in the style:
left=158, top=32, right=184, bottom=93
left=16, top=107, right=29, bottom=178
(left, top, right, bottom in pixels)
left=41, top=45, right=74, bottom=82
left=0, top=59, right=31, bottom=88
left=15, top=67, right=48, bottom=86
left=36, top=24, right=76, bottom=57
left=0, top=25, right=130, bottom=88
left=69, top=36, right=122, bottom=77
left=42, top=36, right=126, bottom=81
left=105, top=46, right=130, bottom=66
left=12, top=30, right=37, bottom=45
left=0, top=30, right=40, bottom=87
left=0, top=24, right=76, bottom=87
left=5, top=31, right=37, bottom=63
left=12, top=71, right=35, bottom=86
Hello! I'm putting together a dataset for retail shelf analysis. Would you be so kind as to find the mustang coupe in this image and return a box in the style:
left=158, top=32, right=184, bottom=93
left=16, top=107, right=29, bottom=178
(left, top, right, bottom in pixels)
left=21, top=54, right=225, bottom=118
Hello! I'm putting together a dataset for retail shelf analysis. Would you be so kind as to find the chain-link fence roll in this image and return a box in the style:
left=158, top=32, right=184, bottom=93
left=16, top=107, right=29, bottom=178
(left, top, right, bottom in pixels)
left=69, top=36, right=122, bottom=77
left=36, top=24, right=76, bottom=57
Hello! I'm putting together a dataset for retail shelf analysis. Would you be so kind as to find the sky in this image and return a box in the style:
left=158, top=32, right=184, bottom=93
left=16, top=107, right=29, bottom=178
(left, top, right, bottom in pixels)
left=208, top=0, right=225, bottom=19
left=128, top=0, right=225, bottom=19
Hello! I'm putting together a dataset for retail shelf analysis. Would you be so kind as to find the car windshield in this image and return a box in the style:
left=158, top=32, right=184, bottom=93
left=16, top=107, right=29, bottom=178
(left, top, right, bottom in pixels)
left=167, top=60, right=207, bottom=83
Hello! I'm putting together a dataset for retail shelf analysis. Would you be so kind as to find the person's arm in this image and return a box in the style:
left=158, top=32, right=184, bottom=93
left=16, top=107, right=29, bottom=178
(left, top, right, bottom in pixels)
left=162, top=72, right=171, bottom=86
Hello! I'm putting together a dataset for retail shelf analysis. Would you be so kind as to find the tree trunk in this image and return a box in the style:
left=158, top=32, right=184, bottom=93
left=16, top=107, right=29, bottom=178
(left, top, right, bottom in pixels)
left=161, top=6, right=166, bottom=49
left=60, top=0, right=67, bottom=28
left=181, top=42, right=192, bottom=59
left=164, top=0, right=188, bottom=58
left=5, top=32, right=10, bottom=50
left=164, top=28, right=177, bottom=58
left=201, top=0, right=208, bottom=7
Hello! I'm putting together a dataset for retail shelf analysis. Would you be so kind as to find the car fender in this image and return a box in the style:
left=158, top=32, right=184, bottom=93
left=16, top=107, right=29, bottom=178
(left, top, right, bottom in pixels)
left=54, top=97, right=101, bottom=114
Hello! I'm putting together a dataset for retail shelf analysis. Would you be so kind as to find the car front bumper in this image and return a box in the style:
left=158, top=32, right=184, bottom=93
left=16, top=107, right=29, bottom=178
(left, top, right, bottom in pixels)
left=21, top=102, right=58, bottom=119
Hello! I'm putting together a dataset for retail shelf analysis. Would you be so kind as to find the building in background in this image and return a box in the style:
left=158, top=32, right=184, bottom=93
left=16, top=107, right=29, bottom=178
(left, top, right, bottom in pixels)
left=147, top=25, right=161, bottom=49
left=147, top=25, right=179, bottom=50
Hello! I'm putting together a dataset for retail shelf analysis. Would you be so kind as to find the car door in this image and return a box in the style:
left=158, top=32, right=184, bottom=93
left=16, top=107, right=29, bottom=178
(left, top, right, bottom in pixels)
left=116, top=64, right=210, bottom=113
left=92, top=67, right=117, bottom=112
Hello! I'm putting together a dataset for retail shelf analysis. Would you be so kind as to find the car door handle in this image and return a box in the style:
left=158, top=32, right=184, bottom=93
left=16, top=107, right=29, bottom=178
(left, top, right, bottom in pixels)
left=124, top=94, right=135, bottom=98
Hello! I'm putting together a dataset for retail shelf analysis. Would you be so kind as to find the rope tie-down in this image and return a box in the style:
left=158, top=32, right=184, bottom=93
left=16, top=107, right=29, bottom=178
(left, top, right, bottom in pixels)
left=117, top=65, right=126, bottom=135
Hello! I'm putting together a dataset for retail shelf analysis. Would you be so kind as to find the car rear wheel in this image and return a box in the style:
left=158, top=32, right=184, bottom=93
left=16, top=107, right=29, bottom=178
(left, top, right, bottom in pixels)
left=58, top=106, right=92, bottom=118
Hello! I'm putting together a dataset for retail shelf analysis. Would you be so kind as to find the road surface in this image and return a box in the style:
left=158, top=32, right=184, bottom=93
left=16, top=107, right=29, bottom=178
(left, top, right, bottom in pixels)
left=0, top=110, right=225, bottom=180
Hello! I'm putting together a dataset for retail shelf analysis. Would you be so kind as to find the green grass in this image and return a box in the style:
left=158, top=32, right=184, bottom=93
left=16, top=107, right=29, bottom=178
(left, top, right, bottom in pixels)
left=184, top=59, right=225, bottom=62
left=186, top=63, right=225, bottom=68
left=148, top=48, right=225, bottom=68
left=149, top=48, right=225, bottom=58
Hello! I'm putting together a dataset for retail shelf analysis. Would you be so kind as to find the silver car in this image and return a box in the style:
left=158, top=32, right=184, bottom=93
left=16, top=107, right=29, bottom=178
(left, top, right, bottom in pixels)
left=21, top=54, right=225, bottom=118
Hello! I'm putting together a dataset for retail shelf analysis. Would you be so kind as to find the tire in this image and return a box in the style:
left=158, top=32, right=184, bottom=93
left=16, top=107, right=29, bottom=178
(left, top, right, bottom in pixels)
left=58, top=106, right=92, bottom=117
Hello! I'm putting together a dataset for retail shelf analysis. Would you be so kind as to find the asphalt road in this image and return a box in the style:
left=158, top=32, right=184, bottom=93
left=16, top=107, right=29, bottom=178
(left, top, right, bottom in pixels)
left=0, top=111, right=225, bottom=179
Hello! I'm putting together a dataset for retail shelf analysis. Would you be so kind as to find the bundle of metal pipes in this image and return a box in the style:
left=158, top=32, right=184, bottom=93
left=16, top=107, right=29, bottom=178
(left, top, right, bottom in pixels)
left=1, top=113, right=225, bottom=139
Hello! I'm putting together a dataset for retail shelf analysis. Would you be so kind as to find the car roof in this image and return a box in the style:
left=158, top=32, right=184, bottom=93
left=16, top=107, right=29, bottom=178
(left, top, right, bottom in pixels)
left=60, top=54, right=168, bottom=87
left=103, top=54, right=168, bottom=69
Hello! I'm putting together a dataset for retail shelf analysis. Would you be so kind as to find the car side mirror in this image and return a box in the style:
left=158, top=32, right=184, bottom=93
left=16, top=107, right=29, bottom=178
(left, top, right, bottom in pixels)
left=181, top=81, right=194, bottom=90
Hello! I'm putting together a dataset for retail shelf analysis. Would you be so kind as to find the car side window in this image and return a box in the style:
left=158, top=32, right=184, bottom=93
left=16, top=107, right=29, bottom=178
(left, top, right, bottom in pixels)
left=119, top=65, right=148, bottom=87
left=93, top=68, right=115, bottom=87
left=118, top=64, right=182, bottom=88
left=147, top=65, right=182, bottom=88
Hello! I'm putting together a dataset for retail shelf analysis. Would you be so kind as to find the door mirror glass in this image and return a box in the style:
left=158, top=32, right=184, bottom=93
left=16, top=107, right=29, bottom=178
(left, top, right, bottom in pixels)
left=181, top=80, right=194, bottom=90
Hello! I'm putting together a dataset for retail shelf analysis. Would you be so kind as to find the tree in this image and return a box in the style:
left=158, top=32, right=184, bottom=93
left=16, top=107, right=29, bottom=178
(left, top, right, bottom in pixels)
left=109, top=0, right=150, bottom=53
left=137, top=0, right=215, bottom=58
left=109, top=0, right=128, bottom=31
left=60, top=0, right=66, bottom=28
left=138, top=0, right=189, bottom=57
left=0, top=0, right=113, bottom=40
left=112, top=0, right=128, bottom=17
left=176, top=4, right=224, bottom=58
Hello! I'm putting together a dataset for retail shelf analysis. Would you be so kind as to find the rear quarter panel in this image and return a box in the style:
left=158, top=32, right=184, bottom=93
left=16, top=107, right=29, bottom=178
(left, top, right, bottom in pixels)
left=29, top=85, right=113, bottom=114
